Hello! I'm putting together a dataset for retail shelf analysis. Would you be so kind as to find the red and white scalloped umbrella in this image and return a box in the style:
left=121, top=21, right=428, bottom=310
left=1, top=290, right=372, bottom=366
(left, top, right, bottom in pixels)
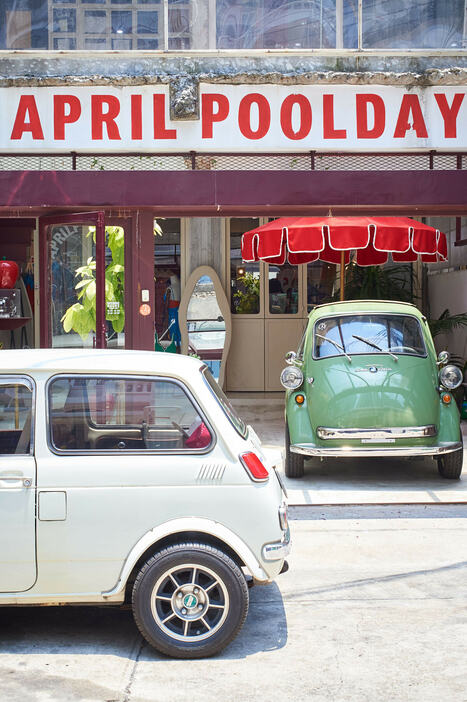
left=241, top=216, right=447, bottom=300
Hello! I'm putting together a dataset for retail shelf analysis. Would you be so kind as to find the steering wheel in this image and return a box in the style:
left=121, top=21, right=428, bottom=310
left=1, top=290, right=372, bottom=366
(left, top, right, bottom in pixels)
left=171, top=421, right=189, bottom=438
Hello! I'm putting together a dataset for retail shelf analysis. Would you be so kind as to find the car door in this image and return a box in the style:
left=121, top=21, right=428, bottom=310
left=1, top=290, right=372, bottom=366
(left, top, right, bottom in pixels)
left=0, top=376, right=37, bottom=592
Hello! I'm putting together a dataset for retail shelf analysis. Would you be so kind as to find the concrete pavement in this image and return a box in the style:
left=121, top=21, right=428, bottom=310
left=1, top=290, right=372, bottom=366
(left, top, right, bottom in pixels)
left=229, top=395, right=467, bottom=505
left=1, top=505, right=467, bottom=702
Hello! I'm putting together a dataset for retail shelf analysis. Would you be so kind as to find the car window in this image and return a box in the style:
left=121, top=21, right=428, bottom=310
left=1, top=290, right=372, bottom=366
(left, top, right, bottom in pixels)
left=314, top=314, right=426, bottom=359
left=48, top=375, right=212, bottom=452
left=202, top=367, right=247, bottom=438
left=0, top=377, right=34, bottom=455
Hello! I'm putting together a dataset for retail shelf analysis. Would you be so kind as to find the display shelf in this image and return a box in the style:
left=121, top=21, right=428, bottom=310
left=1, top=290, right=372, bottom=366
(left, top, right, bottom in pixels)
left=0, top=317, right=31, bottom=331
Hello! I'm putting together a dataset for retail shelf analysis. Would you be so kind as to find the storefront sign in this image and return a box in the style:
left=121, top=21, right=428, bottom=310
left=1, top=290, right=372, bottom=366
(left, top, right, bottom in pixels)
left=1, top=84, right=466, bottom=152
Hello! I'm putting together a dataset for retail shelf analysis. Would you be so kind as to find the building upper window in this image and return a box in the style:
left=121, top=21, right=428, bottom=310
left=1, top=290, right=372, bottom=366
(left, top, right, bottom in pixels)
left=0, top=0, right=465, bottom=50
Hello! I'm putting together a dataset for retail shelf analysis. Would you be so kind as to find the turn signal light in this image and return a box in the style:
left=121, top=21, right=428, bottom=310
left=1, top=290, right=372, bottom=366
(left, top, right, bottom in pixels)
left=295, top=394, right=305, bottom=405
left=240, top=452, right=269, bottom=482
left=442, top=393, right=452, bottom=404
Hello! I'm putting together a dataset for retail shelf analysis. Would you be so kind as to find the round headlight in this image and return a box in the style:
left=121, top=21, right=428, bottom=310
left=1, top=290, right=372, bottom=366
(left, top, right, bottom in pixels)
left=280, top=366, right=304, bottom=390
left=439, top=364, right=463, bottom=390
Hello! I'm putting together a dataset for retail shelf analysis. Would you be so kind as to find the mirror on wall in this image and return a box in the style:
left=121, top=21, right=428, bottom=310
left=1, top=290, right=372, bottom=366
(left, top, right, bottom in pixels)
left=180, top=266, right=231, bottom=388
left=187, top=275, right=225, bottom=381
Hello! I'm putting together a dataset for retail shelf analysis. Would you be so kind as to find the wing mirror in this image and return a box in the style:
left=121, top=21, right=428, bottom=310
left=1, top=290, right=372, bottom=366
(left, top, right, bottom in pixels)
left=437, top=350, right=450, bottom=367
left=285, top=351, right=297, bottom=365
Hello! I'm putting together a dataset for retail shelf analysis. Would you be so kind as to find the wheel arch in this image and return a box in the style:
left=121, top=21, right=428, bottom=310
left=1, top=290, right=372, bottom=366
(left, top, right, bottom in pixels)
left=101, top=518, right=269, bottom=602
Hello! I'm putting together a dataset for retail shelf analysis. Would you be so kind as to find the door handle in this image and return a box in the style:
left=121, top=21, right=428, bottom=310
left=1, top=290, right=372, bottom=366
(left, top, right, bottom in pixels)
left=0, top=475, right=32, bottom=487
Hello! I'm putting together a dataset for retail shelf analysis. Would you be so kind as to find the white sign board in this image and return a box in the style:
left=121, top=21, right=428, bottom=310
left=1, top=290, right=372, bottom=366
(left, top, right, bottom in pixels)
left=0, top=83, right=466, bottom=152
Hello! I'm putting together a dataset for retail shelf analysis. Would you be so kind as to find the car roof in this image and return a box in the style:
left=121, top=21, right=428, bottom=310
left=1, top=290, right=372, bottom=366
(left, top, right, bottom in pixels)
left=0, top=348, right=205, bottom=376
left=309, top=299, right=424, bottom=319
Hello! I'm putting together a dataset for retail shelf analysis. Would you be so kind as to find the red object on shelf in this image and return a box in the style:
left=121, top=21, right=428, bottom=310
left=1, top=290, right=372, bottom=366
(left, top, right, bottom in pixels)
left=0, top=260, right=19, bottom=289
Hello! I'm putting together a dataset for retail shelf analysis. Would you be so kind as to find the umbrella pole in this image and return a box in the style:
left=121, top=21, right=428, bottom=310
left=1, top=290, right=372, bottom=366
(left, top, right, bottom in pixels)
left=340, top=250, right=345, bottom=301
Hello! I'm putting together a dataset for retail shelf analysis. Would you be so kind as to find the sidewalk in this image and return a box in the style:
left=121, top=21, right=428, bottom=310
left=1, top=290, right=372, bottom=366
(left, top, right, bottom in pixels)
left=229, top=394, right=467, bottom=506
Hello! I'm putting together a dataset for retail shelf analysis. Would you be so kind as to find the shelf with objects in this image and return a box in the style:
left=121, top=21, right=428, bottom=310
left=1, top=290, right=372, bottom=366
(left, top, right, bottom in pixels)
left=0, top=219, right=36, bottom=350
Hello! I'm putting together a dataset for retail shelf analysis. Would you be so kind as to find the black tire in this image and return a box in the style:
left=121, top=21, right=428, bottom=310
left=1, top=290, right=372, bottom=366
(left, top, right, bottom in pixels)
left=132, top=542, right=249, bottom=659
left=285, top=423, right=304, bottom=478
left=438, top=448, right=463, bottom=479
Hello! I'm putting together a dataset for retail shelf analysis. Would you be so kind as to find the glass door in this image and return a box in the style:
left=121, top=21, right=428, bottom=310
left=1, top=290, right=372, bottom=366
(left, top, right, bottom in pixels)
left=39, top=212, right=107, bottom=348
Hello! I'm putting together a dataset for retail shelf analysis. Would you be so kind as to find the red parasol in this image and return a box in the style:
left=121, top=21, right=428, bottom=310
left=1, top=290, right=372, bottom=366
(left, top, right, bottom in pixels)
left=242, top=216, right=447, bottom=266
left=241, top=216, right=447, bottom=300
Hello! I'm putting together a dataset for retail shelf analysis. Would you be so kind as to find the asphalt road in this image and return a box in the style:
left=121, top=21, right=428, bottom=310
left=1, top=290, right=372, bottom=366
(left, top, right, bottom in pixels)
left=1, top=504, right=467, bottom=702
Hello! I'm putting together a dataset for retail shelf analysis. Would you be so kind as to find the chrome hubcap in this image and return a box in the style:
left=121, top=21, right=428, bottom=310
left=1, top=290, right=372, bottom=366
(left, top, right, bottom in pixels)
left=151, top=564, right=229, bottom=642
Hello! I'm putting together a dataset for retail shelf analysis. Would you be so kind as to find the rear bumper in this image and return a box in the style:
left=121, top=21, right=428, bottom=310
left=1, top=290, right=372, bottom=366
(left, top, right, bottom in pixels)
left=291, top=442, right=463, bottom=458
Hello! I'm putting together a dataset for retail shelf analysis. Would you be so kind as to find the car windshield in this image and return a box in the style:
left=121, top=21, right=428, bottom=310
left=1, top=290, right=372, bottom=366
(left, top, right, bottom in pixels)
left=313, top=314, right=426, bottom=359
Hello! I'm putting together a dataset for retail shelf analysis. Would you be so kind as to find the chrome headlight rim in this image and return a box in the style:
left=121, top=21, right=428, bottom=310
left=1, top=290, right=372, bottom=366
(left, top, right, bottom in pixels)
left=280, top=365, right=304, bottom=390
left=439, top=364, right=463, bottom=391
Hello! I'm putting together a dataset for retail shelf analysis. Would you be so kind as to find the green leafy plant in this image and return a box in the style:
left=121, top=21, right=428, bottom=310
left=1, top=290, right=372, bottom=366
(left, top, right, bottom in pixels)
left=428, top=308, right=467, bottom=339
left=233, top=272, right=260, bottom=314
left=339, top=263, right=415, bottom=303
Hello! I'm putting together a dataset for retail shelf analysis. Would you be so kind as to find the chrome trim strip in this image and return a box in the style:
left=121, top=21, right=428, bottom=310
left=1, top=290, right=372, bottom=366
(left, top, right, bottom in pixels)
left=291, top=442, right=463, bottom=458
left=317, top=425, right=437, bottom=440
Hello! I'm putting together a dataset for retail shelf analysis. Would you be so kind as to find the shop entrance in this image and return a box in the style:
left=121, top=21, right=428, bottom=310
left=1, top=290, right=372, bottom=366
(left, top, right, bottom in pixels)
left=39, top=212, right=131, bottom=349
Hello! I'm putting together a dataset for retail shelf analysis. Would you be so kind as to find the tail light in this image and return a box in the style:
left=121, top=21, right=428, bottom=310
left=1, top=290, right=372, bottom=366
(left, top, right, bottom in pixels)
left=240, top=452, right=269, bottom=482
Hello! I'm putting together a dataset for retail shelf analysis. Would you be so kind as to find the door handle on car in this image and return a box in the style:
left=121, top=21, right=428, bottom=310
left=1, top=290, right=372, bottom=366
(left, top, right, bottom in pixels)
left=0, top=475, right=33, bottom=487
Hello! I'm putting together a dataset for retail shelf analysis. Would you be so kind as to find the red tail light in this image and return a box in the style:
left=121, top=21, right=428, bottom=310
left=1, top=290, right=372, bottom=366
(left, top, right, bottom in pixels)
left=240, top=452, right=269, bottom=482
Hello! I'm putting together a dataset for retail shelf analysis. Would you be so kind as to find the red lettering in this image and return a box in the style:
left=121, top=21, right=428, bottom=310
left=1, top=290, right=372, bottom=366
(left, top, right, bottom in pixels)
left=11, top=95, right=44, bottom=140
left=393, top=94, right=428, bottom=138
left=434, top=93, right=464, bottom=138
left=238, top=94, right=270, bottom=140
left=323, top=94, right=346, bottom=139
left=153, top=94, right=177, bottom=140
left=54, top=95, right=81, bottom=140
left=131, top=94, right=142, bottom=140
left=201, top=94, right=229, bottom=138
left=91, top=95, right=121, bottom=140
left=356, top=94, right=385, bottom=139
left=280, top=94, right=312, bottom=140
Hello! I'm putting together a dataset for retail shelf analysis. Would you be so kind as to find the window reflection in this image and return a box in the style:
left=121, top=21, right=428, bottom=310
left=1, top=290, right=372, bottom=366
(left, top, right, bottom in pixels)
left=307, top=261, right=337, bottom=312
left=0, top=0, right=463, bottom=50
left=268, top=263, right=298, bottom=314
left=230, top=218, right=260, bottom=315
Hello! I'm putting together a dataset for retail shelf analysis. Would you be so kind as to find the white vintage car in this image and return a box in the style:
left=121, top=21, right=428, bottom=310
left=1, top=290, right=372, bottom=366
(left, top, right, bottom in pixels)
left=0, top=349, right=289, bottom=658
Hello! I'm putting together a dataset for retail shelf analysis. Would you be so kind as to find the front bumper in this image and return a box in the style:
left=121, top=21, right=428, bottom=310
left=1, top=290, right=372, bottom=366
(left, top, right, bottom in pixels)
left=291, top=442, right=463, bottom=458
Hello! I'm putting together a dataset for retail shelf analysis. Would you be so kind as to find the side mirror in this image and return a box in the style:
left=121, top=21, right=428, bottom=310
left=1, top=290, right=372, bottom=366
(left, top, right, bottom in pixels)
left=285, top=351, right=297, bottom=365
left=437, top=350, right=450, bottom=367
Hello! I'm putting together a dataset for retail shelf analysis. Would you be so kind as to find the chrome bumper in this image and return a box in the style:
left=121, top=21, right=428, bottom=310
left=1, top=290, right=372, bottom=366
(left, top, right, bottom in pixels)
left=291, top=442, right=463, bottom=458
left=262, top=526, right=291, bottom=562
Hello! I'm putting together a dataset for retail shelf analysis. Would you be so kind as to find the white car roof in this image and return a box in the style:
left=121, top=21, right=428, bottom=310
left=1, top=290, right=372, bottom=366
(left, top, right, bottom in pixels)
left=0, top=348, right=205, bottom=377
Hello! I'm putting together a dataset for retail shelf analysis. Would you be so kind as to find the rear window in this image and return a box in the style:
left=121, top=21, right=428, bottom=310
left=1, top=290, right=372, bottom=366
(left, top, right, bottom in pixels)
left=314, top=314, right=426, bottom=359
left=202, top=367, right=247, bottom=439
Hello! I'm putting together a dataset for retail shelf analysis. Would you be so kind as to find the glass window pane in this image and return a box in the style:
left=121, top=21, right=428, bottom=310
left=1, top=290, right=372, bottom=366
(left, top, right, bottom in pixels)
left=362, top=0, right=464, bottom=49
left=230, top=218, right=260, bottom=315
left=137, top=10, right=158, bottom=33
left=53, top=8, right=76, bottom=32
left=313, top=314, right=426, bottom=359
left=137, top=37, right=158, bottom=47
left=269, top=262, right=298, bottom=314
left=0, top=380, right=33, bottom=455
left=111, top=10, right=132, bottom=33
left=84, top=9, right=106, bottom=33
left=307, top=261, right=337, bottom=312
left=154, top=219, right=182, bottom=349
left=216, top=0, right=357, bottom=49
left=49, top=376, right=212, bottom=451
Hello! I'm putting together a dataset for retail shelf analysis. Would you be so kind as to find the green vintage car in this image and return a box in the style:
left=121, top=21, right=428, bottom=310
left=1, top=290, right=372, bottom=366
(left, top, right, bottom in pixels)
left=281, top=300, right=464, bottom=479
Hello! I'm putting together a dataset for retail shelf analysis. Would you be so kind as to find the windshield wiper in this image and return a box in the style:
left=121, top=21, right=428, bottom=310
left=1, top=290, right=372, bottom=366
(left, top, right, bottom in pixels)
left=316, top=333, right=352, bottom=362
left=352, top=334, right=398, bottom=361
